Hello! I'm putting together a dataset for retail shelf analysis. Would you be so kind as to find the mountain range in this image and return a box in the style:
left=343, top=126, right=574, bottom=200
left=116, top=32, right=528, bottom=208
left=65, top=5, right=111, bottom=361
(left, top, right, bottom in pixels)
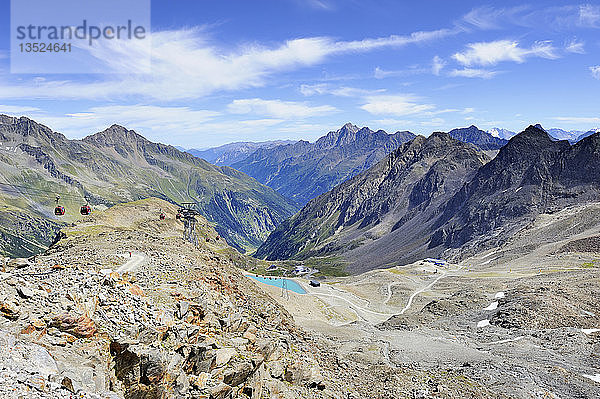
left=254, top=132, right=488, bottom=271
left=486, top=127, right=600, bottom=143
left=0, top=116, right=298, bottom=256
left=230, top=123, right=416, bottom=205
left=487, top=127, right=516, bottom=140
left=256, top=125, right=600, bottom=272
left=430, top=125, right=600, bottom=254
left=186, top=140, right=296, bottom=166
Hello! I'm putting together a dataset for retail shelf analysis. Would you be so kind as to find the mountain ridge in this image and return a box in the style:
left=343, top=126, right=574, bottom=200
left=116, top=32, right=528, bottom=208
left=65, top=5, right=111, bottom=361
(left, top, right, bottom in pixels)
left=231, top=123, right=416, bottom=205
left=254, top=131, right=488, bottom=271
left=430, top=125, right=600, bottom=255
left=0, top=115, right=298, bottom=256
left=448, top=125, right=508, bottom=150
left=256, top=124, right=600, bottom=272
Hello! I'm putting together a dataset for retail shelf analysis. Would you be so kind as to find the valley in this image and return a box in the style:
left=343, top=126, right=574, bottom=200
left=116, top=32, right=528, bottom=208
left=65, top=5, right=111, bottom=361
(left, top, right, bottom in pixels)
left=252, top=201, right=600, bottom=398
left=0, top=116, right=298, bottom=257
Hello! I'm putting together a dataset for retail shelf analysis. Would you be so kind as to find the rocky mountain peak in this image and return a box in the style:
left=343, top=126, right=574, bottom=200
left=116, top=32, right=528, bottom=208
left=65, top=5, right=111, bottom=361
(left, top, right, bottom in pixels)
left=83, top=124, right=150, bottom=147
left=340, top=122, right=360, bottom=133
left=317, top=123, right=364, bottom=148
left=0, top=115, right=67, bottom=144
left=448, top=125, right=508, bottom=151
left=0, top=114, right=17, bottom=125
left=512, top=124, right=556, bottom=144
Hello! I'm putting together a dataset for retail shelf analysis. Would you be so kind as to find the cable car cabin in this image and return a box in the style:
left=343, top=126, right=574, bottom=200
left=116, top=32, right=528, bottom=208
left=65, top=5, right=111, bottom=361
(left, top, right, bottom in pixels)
left=80, top=205, right=91, bottom=215
left=54, top=206, right=65, bottom=216
left=159, top=213, right=166, bottom=220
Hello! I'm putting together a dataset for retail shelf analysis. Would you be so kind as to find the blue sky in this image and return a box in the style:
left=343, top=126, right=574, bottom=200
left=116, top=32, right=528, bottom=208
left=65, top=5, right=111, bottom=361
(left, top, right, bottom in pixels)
left=0, top=0, right=599, bottom=147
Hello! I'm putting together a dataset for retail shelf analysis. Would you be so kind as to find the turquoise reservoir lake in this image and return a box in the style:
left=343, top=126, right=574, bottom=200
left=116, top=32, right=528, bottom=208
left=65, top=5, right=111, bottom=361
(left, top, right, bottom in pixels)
left=248, top=275, right=307, bottom=294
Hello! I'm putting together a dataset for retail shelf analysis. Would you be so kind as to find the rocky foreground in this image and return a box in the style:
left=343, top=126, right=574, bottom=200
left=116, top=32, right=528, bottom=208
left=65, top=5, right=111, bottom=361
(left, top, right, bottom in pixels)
left=1, top=197, right=554, bottom=399
left=0, top=199, right=343, bottom=399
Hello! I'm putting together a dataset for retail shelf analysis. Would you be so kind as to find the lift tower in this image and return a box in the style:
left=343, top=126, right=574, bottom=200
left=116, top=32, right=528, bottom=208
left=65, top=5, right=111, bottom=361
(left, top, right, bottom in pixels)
left=178, top=202, right=200, bottom=246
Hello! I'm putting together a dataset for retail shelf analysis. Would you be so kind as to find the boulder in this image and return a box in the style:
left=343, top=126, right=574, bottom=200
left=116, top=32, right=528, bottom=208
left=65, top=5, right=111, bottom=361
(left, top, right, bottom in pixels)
left=7, top=258, right=32, bottom=269
left=223, top=361, right=253, bottom=387
left=0, top=300, right=20, bottom=320
left=50, top=313, right=96, bottom=338
left=210, top=383, right=232, bottom=399
left=215, top=347, right=237, bottom=367
left=17, top=286, right=34, bottom=299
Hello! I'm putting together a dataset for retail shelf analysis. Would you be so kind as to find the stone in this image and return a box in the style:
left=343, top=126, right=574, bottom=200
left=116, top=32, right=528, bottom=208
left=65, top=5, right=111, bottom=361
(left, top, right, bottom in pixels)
left=17, top=286, right=34, bottom=299
left=215, top=347, right=237, bottom=367
left=268, top=361, right=284, bottom=379
left=7, top=258, right=31, bottom=269
left=50, top=313, right=96, bottom=338
left=231, top=337, right=248, bottom=347
left=210, top=383, right=232, bottom=399
left=181, top=344, right=216, bottom=374
left=223, top=361, right=253, bottom=387
left=174, top=371, right=189, bottom=395
left=0, top=301, right=19, bottom=320
left=284, top=362, right=303, bottom=384
left=31, top=319, right=46, bottom=330
left=188, top=372, right=210, bottom=389
left=177, top=300, right=190, bottom=319
left=61, top=376, right=75, bottom=393
left=26, top=374, right=47, bottom=392
left=141, top=349, right=167, bottom=384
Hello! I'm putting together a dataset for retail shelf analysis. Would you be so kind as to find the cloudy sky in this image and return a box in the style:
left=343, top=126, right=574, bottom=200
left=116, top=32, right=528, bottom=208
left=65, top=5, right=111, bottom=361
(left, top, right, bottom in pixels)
left=1, top=0, right=599, bottom=147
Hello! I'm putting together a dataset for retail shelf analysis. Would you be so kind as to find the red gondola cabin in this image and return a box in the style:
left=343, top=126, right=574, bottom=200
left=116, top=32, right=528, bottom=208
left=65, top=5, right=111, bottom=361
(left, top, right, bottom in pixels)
left=54, top=206, right=65, bottom=216
left=80, top=205, right=91, bottom=215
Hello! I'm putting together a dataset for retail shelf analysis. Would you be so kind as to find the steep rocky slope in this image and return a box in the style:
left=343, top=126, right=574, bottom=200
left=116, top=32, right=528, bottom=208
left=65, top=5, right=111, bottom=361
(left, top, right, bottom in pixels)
left=257, top=125, right=600, bottom=272
left=0, top=198, right=348, bottom=398
left=255, top=133, right=488, bottom=272
left=430, top=125, right=600, bottom=257
left=231, top=123, right=415, bottom=205
left=0, top=116, right=298, bottom=256
left=577, top=128, right=600, bottom=142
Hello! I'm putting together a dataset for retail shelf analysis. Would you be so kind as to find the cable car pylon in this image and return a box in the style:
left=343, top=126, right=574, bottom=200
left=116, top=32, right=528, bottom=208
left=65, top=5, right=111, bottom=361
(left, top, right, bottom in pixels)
left=178, top=202, right=199, bottom=246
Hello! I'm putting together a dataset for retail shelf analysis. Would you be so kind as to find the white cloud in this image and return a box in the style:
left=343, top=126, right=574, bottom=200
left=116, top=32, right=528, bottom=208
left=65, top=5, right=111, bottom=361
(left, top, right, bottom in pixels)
left=0, top=105, right=41, bottom=115
left=299, top=83, right=384, bottom=97
left=580, top=4, right=600, bottom=27
left=552, top=116, right=600, bottom=124
left=0, top=27, right=455, bottom=101
left=453, top=40, right=558, bottom=66
left=449, top=68, right=499, bottom=79
left=227, top=98, right=336, bottom=119
left=360, top=95, right=435, bottom=116
left=420, top=118, right=445, bottom=127
left=32, top=105, right=220, bottom=140
left=374, top=66, right=429, bottom=79
left=303, top=0, right=334, bottom=10
left=565, top=39, right=585, bottom=54
left=371, top=119, right=413, bottom=127
left=432, top=56, right=446, bottom=75
left=461, top=6, right=525, bottom=30
left=461, top=5, right=600, bottom=30
left=590, top=66, right=600, bottom=80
